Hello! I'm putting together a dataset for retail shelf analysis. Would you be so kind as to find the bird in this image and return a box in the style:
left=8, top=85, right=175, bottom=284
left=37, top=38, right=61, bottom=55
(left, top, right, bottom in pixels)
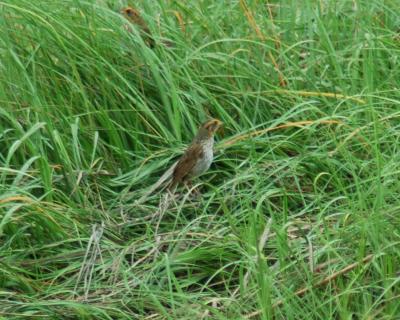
left=169, top=118, right=223, bottom=190
left=137, top=119, right=223, bottom=203
left=121, top=6, right=155, bottom=48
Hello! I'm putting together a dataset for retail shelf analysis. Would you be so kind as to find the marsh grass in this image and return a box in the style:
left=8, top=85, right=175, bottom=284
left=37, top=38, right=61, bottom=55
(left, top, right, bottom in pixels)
left=1, top=0, right=399, bottom=319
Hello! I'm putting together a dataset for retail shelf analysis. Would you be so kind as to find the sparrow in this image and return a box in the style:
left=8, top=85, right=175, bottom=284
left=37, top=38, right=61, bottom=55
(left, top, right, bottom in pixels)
left=121, top=6, right=155, bottom=48
left=169, top=118, right=223, bottom=190
left=137, top=119, right=223, bottom=204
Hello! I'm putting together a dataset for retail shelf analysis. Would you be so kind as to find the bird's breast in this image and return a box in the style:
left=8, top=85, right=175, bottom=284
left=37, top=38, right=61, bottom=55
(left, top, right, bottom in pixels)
left=191, top=139, right=214, bottom=177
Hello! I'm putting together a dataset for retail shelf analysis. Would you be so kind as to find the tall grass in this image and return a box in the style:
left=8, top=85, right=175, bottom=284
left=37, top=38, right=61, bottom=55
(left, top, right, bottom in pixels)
left=1, top=0, right=399, bottom=318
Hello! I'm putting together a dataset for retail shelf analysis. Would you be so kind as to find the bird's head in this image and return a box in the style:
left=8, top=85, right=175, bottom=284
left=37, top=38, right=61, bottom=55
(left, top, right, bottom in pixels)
left=195, top=119, right=223, bottom=141
left=121, top=7, right=141, bottom=20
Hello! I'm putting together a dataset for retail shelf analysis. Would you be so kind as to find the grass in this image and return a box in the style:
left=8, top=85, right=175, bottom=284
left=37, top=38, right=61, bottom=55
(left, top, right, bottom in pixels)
left=1, top=0, right=400, bottom=318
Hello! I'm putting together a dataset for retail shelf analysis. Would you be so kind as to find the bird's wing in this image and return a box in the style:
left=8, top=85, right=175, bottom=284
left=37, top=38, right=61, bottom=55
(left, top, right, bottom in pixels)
left=170, top=144, right=203, bottom=188
left=136, top=144, right=203, bottom=204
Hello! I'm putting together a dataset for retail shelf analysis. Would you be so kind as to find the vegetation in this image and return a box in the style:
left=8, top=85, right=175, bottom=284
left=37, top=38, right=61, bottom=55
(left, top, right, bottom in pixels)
left=1, top=0, right=399, bottom=318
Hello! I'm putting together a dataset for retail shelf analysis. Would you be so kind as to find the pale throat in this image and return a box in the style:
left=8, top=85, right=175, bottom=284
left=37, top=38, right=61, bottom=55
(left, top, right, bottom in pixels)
left=201, top=136, right=214, bottom=162
left=191, top=135, right=214, bottom=177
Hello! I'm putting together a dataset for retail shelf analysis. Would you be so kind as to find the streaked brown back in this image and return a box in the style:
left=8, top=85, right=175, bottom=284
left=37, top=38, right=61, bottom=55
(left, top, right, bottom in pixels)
left=169, top=144, right=203, bottom=189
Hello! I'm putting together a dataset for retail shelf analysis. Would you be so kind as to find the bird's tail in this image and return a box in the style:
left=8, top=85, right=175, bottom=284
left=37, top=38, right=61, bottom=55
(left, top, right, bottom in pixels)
left=136, top=161, right=178, bottom=204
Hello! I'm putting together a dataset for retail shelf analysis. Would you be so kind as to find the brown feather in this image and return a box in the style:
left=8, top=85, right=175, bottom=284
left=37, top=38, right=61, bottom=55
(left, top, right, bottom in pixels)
left=169, top=144, right=204, bottom=190
left=168, top=118, right=222, bottom=191
left=121, top=7, right=155, bottom=48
